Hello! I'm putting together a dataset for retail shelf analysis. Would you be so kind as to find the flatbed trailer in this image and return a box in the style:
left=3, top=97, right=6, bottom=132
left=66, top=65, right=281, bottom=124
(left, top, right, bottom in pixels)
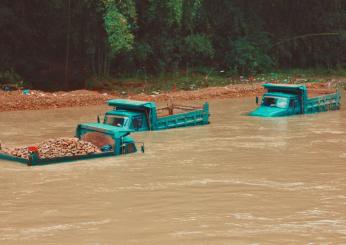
left=0, top=151, right=118, bottom=166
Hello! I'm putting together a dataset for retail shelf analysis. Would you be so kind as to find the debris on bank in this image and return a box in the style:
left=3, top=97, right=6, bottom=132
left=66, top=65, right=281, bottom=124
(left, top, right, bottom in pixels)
left=0, top=89, right=116, bottom=112
left=0, top=82, right=336, bottom=112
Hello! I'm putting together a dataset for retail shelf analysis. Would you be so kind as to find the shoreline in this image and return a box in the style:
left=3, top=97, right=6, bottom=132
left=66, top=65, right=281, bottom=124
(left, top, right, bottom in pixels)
left=0, top=82, right=335, bottom=112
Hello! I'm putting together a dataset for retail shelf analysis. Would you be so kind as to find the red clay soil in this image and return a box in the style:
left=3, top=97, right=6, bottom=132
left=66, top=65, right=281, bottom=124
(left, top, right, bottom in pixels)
left=0, top=82, right=334, bottom=112
left=0, top=90, right=116, bottom=112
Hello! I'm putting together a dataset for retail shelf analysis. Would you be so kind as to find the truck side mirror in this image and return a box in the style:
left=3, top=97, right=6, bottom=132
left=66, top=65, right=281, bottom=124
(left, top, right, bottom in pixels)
left=256, top=96, right=259, bottom=105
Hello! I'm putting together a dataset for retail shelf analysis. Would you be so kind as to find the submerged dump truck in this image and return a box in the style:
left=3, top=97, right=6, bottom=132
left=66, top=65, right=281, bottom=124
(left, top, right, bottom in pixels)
left=99, top=99, right=210, bottom=131
left=0, top=123, right=144, bottom=166
left=249, top=83, right=341, bottom=117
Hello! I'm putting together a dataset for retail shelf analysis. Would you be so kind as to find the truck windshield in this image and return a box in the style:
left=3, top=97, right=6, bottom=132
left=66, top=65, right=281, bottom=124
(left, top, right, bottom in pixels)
left=105, top=115, right=126, bottom=127
left=262, top=97, right=288, bottom=109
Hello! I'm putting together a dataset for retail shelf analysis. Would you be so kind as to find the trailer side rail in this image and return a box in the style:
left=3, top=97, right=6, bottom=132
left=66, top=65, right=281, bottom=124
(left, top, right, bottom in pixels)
left=305, top=91, right=341, bottom=114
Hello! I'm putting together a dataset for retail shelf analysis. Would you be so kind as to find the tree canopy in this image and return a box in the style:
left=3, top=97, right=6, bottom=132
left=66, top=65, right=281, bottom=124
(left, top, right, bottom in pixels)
left=1, top=0, right=346, bottom=89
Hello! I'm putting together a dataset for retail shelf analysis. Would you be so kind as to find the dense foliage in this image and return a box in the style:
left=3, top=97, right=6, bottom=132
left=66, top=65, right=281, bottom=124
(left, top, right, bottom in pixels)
left=1, top=0, right=346, bottom=89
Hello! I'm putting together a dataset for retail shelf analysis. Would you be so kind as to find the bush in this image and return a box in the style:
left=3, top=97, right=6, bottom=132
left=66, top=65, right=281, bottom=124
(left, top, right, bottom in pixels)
left=133, top=42, right=153, bottom=63
left=225, top=34, right=275, bottom=75
left=0, top=69, right=21, bottom=84
left=148, top=36, right=182, bottom=72
left=182, top=34, right=214, bottom=65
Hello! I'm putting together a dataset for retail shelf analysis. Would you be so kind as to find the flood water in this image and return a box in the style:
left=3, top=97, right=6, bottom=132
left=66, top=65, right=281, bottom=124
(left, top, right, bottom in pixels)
left=1, top=97, right=346, bottom=244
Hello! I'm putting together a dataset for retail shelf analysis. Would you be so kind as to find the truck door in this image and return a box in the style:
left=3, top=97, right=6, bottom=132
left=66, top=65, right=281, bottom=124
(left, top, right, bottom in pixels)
left=132, top=115, right=143, bottom=131
left=289, top=99, right=300, bottom=115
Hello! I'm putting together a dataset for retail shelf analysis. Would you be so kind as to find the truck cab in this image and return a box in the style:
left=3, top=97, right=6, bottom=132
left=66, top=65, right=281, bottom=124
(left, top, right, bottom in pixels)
left=250, top=92, right=301, bottom=117
left=76, top=122, right=142, bottom=154
left=103, top=110, right=148, bottom=131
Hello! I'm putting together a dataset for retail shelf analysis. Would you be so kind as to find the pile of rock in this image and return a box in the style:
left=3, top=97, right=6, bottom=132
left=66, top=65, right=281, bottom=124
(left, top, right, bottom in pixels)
left=0, top=138, right=101, bottom=160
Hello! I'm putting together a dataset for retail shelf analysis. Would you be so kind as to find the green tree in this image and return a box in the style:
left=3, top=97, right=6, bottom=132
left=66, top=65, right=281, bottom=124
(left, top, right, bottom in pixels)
left=1, top=0, right=346, bottom=89
left=102, top=0, right=135, bottom=76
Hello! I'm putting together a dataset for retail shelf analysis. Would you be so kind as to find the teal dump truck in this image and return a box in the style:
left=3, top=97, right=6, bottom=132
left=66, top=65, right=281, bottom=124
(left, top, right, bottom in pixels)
left=0, top=123, right=144, bottom=166
left=249, top=83, right=341, bottom=117
left=99, top=99, right=210, bottom=131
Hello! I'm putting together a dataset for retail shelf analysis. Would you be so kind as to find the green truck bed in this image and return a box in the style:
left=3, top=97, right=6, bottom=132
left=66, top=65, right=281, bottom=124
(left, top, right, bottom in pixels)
left=305, top=92, right=341, bottom=114
left=155, top=105, right=209, bottom=130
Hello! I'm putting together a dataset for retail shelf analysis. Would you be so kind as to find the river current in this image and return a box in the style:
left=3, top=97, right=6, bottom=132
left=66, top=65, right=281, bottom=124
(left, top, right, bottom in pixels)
left=1, top=97, right=346, bottom=244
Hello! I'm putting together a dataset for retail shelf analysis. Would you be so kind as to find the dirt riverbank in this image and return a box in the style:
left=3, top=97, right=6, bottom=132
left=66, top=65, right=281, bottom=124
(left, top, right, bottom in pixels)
left=0, top=82, right=335, bottom=112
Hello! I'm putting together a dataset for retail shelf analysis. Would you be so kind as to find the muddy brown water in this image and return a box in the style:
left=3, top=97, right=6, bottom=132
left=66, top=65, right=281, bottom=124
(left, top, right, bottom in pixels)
left=1, top=97, right=346, bottom=244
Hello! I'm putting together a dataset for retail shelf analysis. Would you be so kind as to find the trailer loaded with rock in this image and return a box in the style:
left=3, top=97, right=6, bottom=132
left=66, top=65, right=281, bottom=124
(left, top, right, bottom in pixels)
left=0, top=123, right=144, bottom=166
